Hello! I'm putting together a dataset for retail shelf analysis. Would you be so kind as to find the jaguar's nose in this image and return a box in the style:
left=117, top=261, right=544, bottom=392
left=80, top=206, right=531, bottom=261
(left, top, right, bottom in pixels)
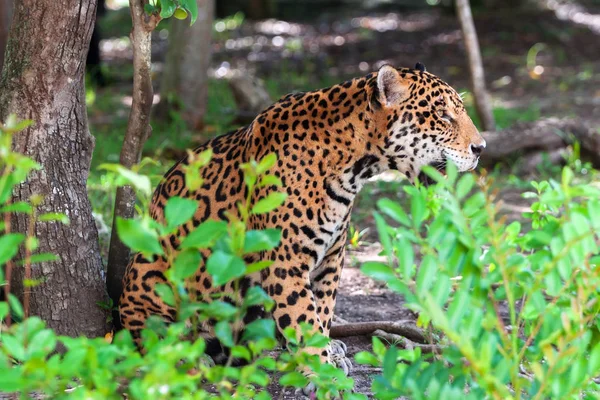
left=470, top=142, right=486, bottom=157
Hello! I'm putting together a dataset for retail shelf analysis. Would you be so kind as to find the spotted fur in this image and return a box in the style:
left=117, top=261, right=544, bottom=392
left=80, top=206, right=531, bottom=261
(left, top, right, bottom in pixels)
left=119, top=64, right=485, bottom=369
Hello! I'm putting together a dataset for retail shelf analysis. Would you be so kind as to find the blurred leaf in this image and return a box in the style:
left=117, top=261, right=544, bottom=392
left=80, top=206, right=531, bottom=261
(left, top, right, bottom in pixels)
left=154, top=283, right=176, bottom=307
left=0, top=233, right=25, bottom=265
left=206, top=250, right=246, bottom=287
left=244, top=229, right=281, bottom=253
left=116, top=217, right=163, bottom=256
left=38, top=213, right=70, bottom=225
left=377, top=198, right=410, bottom=226
left=181, top=220, right=228, bottom=249
left=256, top=153, right=277, bottom=175
left=2, top=334, right=25, bottom=360
left=279, top=371, right=308, bottom=388
left=165, top=197, right=198, bottom=229
left=172, top=248, right=201, bottom=280
left=361, top=262, right=395, bottom=282
left=251, top=192, right=287, bottom=215
left=179, top=0, right=199, bottom=24
left=215, top=321, right=234, bottom=347
left=159, top=0, right=177, bottom=19
left=8, top=294, right=23, bottom=319
left=0, top=201, right=32, bottom=214
left=259, top=174, right=283, bottom=188
left=242, top=319, right=275, bottom=341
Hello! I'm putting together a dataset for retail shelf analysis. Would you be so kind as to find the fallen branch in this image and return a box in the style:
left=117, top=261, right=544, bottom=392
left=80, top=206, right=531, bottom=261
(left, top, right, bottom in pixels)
left=372, top=329, right=442, bottom=354
left=481, top=117, right=600, bottom=167
left=330, top=320, right=426, bottom=343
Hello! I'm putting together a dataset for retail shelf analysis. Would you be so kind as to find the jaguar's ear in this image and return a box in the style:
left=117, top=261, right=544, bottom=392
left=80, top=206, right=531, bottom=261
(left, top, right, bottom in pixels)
left=377, top=65, right=408, bottom=106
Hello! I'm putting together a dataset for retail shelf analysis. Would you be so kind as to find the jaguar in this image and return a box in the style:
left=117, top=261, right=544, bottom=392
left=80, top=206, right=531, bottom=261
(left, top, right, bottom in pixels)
left=119, top=62, right=485, bottom=380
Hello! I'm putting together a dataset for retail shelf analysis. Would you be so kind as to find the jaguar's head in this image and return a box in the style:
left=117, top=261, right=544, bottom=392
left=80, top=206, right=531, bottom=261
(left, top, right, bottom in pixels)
left=370, top=63, right=485, bottom=182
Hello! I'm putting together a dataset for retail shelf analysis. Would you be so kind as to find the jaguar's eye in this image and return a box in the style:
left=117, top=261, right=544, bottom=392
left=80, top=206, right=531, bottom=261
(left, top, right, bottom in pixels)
left=437, top=110, right=453, bottom=122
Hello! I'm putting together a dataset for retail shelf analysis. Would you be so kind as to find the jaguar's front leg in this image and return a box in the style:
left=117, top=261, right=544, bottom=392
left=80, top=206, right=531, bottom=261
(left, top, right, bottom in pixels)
left=310, top=233, right=352, bottom=375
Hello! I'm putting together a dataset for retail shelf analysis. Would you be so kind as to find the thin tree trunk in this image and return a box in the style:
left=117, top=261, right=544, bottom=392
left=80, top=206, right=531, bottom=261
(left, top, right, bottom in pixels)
left=156, top=0, right=214, bottom=131
left=0, top=0, right=108, bottom=337
left=455, top=0, right=496, bottom=131
left=106, top=0, right=159, bottom=325
left=0, top=0, right=13, bottom=72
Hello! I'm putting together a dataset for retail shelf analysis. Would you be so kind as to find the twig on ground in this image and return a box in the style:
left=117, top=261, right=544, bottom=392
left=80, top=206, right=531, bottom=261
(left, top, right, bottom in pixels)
left=330, top=320, right=427, bottom=343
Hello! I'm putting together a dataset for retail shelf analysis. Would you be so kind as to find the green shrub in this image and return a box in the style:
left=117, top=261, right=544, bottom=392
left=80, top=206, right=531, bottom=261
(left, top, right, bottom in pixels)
left=1, top=118, right=360, bottom=399
left=360, top=163, right=600, bottom=399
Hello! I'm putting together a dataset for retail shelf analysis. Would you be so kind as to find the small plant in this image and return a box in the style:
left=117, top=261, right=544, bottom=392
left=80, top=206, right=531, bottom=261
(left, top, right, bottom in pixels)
left=1, top=118, right=358, bottom=399
left=359, top=163, right=600, bottom=399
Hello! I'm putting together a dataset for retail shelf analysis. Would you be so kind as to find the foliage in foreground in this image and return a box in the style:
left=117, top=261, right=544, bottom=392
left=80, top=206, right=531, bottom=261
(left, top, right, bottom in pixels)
left=360, top=164, right=600, bottom=399
left=0, top=118, right=357, bottom=399
left=3, top=113, right=600, bottom=399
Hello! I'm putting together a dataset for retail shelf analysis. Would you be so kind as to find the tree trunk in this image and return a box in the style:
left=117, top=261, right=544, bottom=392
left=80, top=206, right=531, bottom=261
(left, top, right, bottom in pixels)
left=455, top=0, right=495, bottom=131
left=0, top=0, right=109, bottom=336
left=106, top=0, right=160, bottom=327
left=0, top=0, right=13, bottom=72
left=156, top=0, right=214, bottom=131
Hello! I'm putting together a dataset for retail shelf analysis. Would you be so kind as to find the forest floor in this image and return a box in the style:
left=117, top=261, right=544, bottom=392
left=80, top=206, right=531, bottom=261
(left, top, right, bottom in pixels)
left=87, top=1, right=600, bottom=397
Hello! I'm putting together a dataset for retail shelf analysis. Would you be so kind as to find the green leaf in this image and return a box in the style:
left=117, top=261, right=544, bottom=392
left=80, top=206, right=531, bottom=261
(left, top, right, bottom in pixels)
left=215, top=321, right=234, bottom=347
left=181, top=220, right=228, bottom=249
left=243, top=286, right=274, bottom=308
left=179, top=0, right=199, bottom=24
left=455, top=173, right=475, bottom=200
left=354, top=351, right=379, bottom=366
left=257, top=153, right=278, bottom=175
left=279, top=371, right=308, bottom=388
left=0, top=302, right=8, bottom=320
left=246, top=260, right=273, bottom=274
left=116, top=217, right=164, bottom=256
left=416, top=255, right=436, bottom=292
left=206, top=250, right=246, bottom=287
left=305, top=332, right=329, bottom=348
left=154, top=283, right=176, bottom=306
left=361, top=262, right=395, bottom=282
left=231, top=345, right=252, bottom=361
left=259, top=174, right=283, bottom=188
left=172, top=248, right=201, bottom=280
left=2, top=334, right=26, bottom=360
left=38, top=212, right=70, bottom=224
left=244, top=229, right=281, bottom=253
left=410, top=190, right=426, bottom=229
left=19, top=253, right=58, bottom=266
left=8, top=294, right=23, bottom=319
left=0, top=233, right=25, bottom=265
left=0, top=368, right=23, bottom=392
left=377, top=198, right=410, bottom=226
left=242, top=319, right=275, bottom=341
left=0, top=201, right=32, bottom=214
left=159, top=0, right=177, bottom=19
left=27, top=329, right=57, bottom=358
left=144, top=3, right=157, bottom=14
left=251, top=192, right=287, bottom=215
left=98, top=164, right=152, bottom=196
left=383, top=346, right=398, bottom=380
left=165, top=197, right=198, bottom=229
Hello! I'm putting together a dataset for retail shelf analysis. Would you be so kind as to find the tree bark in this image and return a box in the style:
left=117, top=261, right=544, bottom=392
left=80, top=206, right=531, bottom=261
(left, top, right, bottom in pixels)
left=0, top=0, right=13, bottom=72
left=106, top=0, right=159, bottom=326
left=0, top=0, right=109, bottom=337
left=455, top=0, right=496, bottom=131
left=156, top=0, right=214, bottom=131
left=480, top=118, right=600, bottom=167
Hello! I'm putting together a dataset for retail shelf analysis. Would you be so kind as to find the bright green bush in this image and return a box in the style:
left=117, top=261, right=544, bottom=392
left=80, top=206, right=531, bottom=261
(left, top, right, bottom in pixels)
left=0, top=119, right=359, bottom=399
left=360, top=163, right=600, bottom=399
